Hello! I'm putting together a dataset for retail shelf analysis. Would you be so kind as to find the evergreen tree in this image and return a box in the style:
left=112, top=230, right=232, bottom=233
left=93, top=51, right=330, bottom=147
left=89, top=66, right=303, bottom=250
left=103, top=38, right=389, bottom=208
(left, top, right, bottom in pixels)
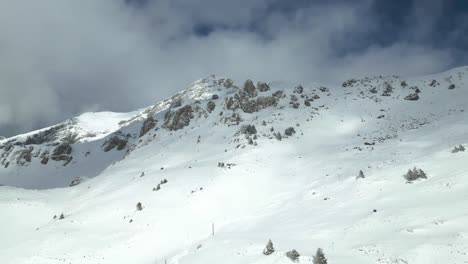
left=286, top=249, right=300, bottom=262
left=262, top=239, right=274, bottom=255
left=136, top=202, right=143, bottom=211
left=357, top=170, right=365, bottom=179
left=313, top=248, right=327, bottom=264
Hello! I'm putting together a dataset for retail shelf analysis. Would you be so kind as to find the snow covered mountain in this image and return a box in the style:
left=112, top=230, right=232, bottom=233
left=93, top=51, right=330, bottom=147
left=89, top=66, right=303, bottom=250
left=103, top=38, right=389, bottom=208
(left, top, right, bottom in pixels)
left=0, top=67, right=468, bottom=263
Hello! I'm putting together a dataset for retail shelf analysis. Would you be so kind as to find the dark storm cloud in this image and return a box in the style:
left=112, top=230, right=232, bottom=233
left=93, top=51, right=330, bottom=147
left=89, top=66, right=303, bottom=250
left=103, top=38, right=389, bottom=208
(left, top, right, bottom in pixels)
left=0, top=0, right=466, bottom=137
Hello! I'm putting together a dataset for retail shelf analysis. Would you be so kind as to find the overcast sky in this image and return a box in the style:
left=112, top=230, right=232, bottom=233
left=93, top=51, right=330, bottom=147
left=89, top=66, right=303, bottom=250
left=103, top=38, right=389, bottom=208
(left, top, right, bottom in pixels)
left=0, top=0, right=467, bottom=137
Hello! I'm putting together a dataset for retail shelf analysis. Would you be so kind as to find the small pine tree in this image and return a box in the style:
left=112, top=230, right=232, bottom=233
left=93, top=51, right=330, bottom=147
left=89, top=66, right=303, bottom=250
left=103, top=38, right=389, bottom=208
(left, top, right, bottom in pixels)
left=357, top=170, right=365, bottom=179
left=59, top=213, right=65, bottom=220
left=153, top=184, right=161, bottom=191
left=262, top=239, right=275, bottom=255
left=313, top=248, right=327, bottom=264
left=136, top=202, right=143, bottom=211
left=451, top=144, right=465, bottom=153
left=286, top=249, right=300, bottom=262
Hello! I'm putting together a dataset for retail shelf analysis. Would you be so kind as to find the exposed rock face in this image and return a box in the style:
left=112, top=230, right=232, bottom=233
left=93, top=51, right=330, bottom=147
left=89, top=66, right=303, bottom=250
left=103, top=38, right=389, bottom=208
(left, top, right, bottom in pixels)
left=223, top=78, right=235, bottom=88
left=319, top=86, right=329, bottom=92
left=49, top=142, right=73, bottom=166
left=256, top=96, right=278, bottom=109
left=243, top=79, right=258, bottom=98
left=293, top=85, right=304, bottom=94
left=411, top=86, right=421, bottom=93
left=164, top=105, right=194, bottom=131
left=381, top=82, right=393, bottom=96
left=24, top=124, right=67, bottom=145
left=272, top=90, right=284, bottom=98
left=404, top=93, right=420, bottom=101
left=69, top=176, right=83, bottom=187
left=102, top=135, right=128, bottom=152
left=429, top=79, right=438, bottom=87
left=170, top=98, right=182, bottom=108
left=207, top=101, right=216, bottom=113
left=226, top=90, right=279, bottom=113
left=40, top=151, right=49, bottom=165
left=257, top=82, right=270, bottom=92
left=139, top=116, right=157, bottom=137
left=342, top=79, right=357, bottom=88
left=51, top=143, right=72, bottom=161
left=290, top=95, right=300, bottom=108
left=16, top=147, right=33, bottom=166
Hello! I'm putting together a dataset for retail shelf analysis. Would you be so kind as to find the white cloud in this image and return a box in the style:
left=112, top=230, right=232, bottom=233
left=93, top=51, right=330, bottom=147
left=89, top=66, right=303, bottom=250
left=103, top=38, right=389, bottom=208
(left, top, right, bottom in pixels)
left=0, top=0, right=460, bottom=136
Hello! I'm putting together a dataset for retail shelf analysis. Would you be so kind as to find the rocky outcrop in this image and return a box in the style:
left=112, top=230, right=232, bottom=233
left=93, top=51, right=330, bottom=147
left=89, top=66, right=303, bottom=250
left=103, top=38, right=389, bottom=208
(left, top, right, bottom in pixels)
left=163, top=105, right=194, bottom=131
left=342, top=79, right=357, bottom=88
left=381, top=82, right=393, bottom=96
left=223, top=78, right=235, bottom=88
left=40, top=151, right=49, bottom=165
left=207, top=101, right=216, bottom=113
left=404, top=93, right=419, bottom=101
left=16, top=147, right=33, bottom=166
left=102, top=135, right=128, bottom=152
left=170, top=98, right=182, bottom=108
left=225, top=83, right=280, bottom=114
left=49, top=143, right=73, bottom=165
left=319, top=86, right=329, bottom=92
left=69, top=176, right=83, bottom=187
left=293, top=85, right=304, bottom=94
left=243, top=79, right=257, bottom=98
left=139, top=116, right=157, bottom=137
left=429, top=79, right=438, bottom=87
left=257, top=82, right=270, bottom=92
left=24, top=124, right=67, bottom=145
left=51, top=143, right=72, bottom=160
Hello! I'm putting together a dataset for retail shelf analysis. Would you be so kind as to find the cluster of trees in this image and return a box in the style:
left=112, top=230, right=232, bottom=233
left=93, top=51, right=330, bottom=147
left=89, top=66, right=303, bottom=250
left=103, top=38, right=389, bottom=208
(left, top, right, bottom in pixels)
left=262, top=239, right=327, bottom=263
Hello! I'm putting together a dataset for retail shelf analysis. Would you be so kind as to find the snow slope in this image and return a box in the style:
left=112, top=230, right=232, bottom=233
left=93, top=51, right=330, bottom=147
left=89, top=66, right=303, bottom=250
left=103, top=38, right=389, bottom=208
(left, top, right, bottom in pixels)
left=0, top=68, right=468, bottom=263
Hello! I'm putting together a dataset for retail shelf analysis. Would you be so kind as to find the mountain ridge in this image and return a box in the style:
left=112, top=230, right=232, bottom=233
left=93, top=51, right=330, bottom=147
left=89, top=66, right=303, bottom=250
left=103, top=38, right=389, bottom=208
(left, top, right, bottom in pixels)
left=0, top=66, right=468, bottom=263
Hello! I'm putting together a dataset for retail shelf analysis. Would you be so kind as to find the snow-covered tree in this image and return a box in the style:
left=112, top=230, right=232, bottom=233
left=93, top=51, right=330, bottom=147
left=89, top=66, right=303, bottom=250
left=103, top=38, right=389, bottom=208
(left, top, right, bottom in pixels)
left=403, top=167, right=427, bottom=182
left=357, top=170, right=365, bottom=179
left=262, top=239, right=274, bottom=255
left=286, top=249, right=300, bottom=262
left=313, top=248, right=327, bottom=264
left=136, top=202, right=143, bottom=211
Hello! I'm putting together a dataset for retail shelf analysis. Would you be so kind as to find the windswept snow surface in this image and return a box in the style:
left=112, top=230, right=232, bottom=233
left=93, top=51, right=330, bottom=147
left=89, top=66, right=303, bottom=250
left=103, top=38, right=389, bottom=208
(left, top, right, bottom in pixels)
left=1, top=68, right=468, bottom=263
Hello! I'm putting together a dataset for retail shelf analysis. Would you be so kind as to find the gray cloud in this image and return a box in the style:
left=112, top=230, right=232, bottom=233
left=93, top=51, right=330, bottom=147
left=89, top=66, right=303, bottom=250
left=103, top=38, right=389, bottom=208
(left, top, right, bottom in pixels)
left=0, top=0, right=463, bottom=136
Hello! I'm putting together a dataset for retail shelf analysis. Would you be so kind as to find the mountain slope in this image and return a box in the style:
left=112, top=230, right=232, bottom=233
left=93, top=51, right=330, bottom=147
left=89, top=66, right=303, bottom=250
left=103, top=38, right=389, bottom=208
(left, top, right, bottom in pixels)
left=0, top=67, right=468, bottom=263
